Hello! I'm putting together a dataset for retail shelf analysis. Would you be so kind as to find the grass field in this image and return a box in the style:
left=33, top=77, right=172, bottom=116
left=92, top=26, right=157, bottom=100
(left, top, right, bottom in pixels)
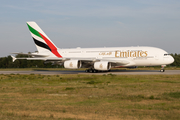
left=0, top=74, right=180, bottom=120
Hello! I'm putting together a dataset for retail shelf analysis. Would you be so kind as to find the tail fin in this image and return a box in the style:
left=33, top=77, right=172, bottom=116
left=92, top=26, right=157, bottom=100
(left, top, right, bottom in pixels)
left=26, top=21, right=62, bottom=58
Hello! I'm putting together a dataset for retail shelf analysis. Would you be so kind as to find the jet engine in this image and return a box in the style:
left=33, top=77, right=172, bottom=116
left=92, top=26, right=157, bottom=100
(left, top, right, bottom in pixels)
left=64, top=60, right=82, bottom=69
left=94, top=61, right=111, bottom=70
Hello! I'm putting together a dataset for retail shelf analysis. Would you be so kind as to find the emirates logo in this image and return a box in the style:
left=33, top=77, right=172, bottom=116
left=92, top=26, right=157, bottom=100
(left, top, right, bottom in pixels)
left=70, top=62, right=73, bottom=67
left=99, top=64, right=103, bottom=69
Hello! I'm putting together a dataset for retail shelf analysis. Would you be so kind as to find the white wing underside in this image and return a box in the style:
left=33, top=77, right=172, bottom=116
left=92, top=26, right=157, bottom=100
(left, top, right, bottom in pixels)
left=11, top=52, right=49, bottom=57
left=11, top=53, right=130, bottom=66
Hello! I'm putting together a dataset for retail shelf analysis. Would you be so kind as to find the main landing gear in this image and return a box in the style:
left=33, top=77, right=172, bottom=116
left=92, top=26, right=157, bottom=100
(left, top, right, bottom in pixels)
left=85, top=68, right=98, bottom=73
left=85, top=69, right=111, bottom=73
left=160, top=65, right=166, bottom=72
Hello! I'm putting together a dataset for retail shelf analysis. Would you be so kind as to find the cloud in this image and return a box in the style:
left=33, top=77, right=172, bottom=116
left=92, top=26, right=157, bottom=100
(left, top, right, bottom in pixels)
left=117, top=21, right=124, bottom=25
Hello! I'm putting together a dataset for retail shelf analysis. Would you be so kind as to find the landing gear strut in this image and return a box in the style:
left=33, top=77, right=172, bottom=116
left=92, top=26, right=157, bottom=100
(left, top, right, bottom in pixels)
left=160, top=65, right=166, bottom=72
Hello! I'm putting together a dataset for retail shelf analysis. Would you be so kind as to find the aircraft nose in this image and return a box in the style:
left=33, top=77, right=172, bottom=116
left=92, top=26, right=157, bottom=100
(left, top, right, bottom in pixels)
left=169, top=56, right=174, bottom=64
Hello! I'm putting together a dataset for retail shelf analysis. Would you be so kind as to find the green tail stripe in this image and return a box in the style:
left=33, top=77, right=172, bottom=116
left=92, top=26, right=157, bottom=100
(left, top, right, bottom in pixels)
left=27, top=23, right=42, bottom=39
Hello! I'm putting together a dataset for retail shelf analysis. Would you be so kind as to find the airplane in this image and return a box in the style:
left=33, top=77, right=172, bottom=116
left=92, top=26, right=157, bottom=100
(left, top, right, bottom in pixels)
left=11, top=21, right=174, bottom=73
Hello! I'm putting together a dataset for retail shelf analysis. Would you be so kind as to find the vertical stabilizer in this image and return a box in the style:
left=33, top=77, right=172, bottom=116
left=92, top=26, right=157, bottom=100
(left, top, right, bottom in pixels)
left=26, top=21, right=62, bottom=57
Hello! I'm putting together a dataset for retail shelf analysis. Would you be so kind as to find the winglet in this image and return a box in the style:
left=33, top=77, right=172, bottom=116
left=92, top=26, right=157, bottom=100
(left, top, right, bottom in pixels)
left=11, top=55, right=17, bottom=62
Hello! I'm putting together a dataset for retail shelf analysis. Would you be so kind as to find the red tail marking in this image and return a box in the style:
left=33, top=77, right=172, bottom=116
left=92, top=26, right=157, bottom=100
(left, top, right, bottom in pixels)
left=39, top=32, right=62, bottom=58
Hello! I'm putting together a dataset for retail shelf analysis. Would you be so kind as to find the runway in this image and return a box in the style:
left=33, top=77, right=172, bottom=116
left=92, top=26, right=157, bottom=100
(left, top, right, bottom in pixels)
left=0, top=70, right=180, bottom=75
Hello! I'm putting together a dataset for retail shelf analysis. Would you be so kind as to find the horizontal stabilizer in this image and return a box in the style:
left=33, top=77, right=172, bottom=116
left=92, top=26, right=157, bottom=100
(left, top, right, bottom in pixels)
left=11, top=55, right=17, bottom=62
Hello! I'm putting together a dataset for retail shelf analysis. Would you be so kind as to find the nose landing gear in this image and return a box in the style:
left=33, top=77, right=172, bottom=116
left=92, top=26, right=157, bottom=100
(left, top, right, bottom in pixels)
left=160, top=65, right=166, bottom=72
left=160, top=69, right=165, bottom=72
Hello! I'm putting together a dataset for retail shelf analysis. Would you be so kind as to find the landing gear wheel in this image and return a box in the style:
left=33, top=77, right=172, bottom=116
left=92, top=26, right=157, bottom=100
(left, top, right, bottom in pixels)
left=85, top=69, right=98, bottom=73
left=89, top=69, right=93, bottom=73
left=160, top=69, right=165, bottom=72
left=160, top=65, right=166, bottom=72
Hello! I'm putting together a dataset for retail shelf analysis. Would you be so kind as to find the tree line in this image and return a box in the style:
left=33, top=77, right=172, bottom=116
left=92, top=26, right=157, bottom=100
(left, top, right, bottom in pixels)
left=170, top=54, right=180, bottom=67
left=0, top=54, right=179, bottom=68
left=0, top=55, right=61, bottom=68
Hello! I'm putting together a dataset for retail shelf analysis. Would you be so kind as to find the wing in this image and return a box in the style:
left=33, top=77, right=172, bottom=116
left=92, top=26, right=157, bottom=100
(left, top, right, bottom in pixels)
left=61, top=57, right=130, bottom=67
left=11, top=52, right=49, bottom=57
left=11, top=56, right=63, bottom=62
left=11, top=55, right=130, bottom=67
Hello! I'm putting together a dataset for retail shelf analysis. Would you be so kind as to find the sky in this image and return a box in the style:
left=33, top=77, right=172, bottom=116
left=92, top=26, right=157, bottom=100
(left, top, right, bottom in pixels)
left=0, top=0, right=180, bottom=57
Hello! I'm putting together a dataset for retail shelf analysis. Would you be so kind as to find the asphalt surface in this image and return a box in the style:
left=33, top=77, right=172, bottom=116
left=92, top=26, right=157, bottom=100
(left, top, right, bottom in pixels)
left=0, top=70, right=179, bottom=75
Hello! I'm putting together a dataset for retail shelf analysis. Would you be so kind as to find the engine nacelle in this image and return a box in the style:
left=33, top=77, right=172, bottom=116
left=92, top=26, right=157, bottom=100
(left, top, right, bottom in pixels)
left=94, top=61, right=111, bottom=70
left=64, top=60, right=82, bottom=69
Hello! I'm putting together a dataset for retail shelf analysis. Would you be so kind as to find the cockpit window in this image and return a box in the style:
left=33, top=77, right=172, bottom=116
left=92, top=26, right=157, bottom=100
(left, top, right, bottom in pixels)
left=164, top=54, right=170, bottom=56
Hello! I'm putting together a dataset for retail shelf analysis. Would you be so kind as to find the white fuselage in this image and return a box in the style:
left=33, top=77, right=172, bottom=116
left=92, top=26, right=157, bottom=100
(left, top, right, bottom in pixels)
left=55, top=46, right=174, bottom=67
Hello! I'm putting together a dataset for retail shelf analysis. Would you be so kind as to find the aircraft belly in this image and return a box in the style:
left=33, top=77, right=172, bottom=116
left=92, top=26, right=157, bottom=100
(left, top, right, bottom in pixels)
left=132, top=57, right=152, bottom=66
